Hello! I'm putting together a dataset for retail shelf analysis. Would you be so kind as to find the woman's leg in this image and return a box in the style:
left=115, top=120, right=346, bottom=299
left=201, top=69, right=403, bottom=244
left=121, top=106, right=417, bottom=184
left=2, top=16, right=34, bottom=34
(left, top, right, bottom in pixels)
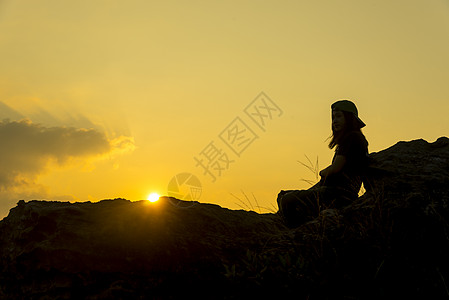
left=277, top=188, right=323, bottom=227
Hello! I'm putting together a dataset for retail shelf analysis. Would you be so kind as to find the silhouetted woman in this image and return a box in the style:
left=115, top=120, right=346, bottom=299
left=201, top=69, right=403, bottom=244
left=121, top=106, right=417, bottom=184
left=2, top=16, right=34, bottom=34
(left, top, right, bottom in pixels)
left=277, top=100, right=369, bottom=228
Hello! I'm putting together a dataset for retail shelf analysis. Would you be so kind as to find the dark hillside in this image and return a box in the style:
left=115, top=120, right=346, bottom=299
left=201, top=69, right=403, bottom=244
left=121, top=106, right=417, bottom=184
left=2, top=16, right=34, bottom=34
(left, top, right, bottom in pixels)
left=1, top=137, right=448, bottom=299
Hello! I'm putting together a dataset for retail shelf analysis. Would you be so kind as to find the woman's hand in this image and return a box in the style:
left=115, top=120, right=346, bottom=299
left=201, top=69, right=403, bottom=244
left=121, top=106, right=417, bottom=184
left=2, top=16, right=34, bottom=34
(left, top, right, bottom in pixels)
left=319, top=168, right=328, bottom=177
left=320, top=155, right=347, bottom=178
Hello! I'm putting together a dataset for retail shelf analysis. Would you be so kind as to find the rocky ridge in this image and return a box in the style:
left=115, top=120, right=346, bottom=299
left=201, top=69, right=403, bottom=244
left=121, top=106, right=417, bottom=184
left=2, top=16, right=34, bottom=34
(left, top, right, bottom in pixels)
left=0, top=137, right=448, bottom=299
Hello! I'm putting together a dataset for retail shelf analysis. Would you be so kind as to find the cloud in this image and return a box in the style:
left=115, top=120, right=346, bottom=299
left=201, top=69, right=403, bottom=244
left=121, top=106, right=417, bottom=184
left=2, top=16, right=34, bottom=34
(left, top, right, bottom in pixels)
left=0, top=100, right=102, bottom=133
left=0, top=101, right=135, bottom=218
left=0, top=101, right=24, bottom=120
left=0, top=119, right=134, bottom=190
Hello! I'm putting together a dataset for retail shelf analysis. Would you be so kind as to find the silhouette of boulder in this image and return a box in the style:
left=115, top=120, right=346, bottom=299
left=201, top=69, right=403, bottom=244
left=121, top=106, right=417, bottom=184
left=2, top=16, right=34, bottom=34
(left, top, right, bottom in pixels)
left=0, top=198, right=284, bottom=299
left=0, top=137, right=448, bottom=299
left=365, top=136, right=449, bottom=199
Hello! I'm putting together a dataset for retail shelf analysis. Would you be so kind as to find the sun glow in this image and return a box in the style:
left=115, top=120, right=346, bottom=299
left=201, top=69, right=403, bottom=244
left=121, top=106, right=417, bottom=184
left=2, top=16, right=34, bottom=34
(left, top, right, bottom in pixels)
left=147, top=192, right=160, bottom=203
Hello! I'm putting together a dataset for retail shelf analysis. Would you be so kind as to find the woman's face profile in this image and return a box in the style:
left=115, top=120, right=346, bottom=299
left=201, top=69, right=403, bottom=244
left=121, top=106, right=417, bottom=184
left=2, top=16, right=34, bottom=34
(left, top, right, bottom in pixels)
left=332, top=110, right=345, bottom=132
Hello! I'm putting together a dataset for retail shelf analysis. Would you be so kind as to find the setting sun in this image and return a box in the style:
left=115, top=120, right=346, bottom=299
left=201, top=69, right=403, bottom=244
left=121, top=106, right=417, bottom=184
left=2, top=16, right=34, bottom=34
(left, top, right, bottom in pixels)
left=147, top=193, right=160, bottom=203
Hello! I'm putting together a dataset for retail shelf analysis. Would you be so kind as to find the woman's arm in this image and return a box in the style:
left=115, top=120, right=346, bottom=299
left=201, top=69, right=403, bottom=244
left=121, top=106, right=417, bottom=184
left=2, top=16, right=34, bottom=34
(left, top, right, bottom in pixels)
left=319, top=155, right=346, bottom=178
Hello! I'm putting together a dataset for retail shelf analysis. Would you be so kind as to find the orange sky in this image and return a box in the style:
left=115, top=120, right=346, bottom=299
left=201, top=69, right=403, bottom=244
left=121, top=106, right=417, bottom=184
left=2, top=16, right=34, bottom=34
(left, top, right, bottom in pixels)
left=1, top=0, right=448, bottom=218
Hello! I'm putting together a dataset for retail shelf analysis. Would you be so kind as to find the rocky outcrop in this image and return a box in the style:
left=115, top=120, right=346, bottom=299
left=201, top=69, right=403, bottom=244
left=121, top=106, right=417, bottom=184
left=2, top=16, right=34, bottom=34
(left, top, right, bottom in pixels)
left=0, top=198, right=284, bottom=299
left=365, top=136, right=449, bottom=199
left=0, top=137, right=448, bottom=299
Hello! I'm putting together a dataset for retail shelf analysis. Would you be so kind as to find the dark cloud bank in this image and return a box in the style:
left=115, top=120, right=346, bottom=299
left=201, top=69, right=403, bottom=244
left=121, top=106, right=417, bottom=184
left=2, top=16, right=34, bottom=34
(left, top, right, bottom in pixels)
left=0, top=117, right=134, bottom=218
left=0, top=119, right=112, bottom=189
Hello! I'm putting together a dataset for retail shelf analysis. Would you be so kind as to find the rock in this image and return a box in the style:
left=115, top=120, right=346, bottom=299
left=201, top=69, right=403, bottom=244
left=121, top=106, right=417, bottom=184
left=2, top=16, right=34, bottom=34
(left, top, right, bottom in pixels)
left=365, top=136, right=449, bottom=200
left=0, top=137, right=448, bottom=299
left=0, top=198, right=285, bottom=299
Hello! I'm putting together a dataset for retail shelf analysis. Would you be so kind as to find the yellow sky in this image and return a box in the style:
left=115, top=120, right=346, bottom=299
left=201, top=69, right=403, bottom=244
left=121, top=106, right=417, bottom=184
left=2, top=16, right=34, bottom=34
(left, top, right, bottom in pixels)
left=1, top=0, right=448, bottom=217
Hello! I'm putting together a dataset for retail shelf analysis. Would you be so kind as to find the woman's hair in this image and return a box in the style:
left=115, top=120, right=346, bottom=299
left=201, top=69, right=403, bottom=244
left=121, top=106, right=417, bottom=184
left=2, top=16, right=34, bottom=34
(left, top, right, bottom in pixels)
left=328, top=111, right=366, bottom=149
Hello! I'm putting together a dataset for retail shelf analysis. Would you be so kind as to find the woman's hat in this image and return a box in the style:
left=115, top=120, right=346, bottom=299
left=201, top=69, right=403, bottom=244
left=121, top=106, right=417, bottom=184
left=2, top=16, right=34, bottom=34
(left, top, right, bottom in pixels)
left=331, top=100, right=366, bottom=128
